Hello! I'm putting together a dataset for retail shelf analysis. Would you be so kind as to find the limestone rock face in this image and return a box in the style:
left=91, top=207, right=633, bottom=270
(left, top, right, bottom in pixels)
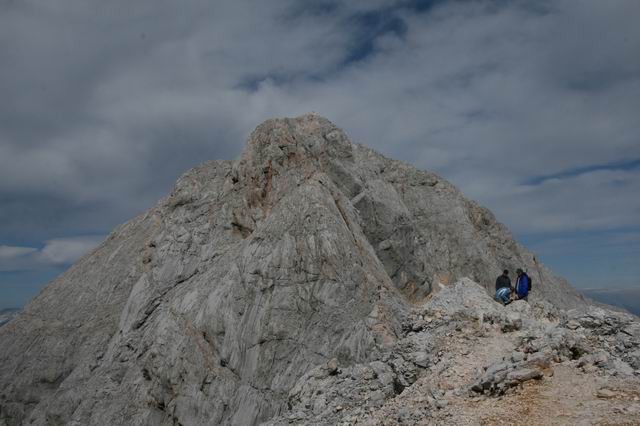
left=0, top=114, right=587, bottom=425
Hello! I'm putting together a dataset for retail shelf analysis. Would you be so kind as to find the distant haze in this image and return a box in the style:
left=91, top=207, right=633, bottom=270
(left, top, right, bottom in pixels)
left=582, top=288, right=640, bottom=316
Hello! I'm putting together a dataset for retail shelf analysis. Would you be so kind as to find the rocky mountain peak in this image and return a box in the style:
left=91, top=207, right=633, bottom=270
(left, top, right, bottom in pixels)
left=233, top=114, right=358, bottom=219
left=2, top=115, right=635, bottom=426
left=240, top=113, right=351, bottom=164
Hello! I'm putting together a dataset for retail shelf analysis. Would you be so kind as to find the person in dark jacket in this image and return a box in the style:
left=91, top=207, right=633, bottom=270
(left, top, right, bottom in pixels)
left=495, top=270, right=512, bottom=305
left=515, top=268, right=530, bottom=300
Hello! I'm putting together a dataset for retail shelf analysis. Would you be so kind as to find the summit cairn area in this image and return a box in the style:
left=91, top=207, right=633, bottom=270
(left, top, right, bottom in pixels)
left=0, top=114, right=637, bottom=425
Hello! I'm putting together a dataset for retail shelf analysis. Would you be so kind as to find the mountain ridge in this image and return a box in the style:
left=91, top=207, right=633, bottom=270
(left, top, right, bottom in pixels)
left=0, top=114, right=609, bottom=425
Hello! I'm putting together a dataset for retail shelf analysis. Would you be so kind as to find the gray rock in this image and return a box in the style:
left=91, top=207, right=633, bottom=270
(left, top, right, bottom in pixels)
left=327, top=358, right=339, bottom=375
left=409, top=352, right=431, bottom=368
left=473, top=354, right=551, bottom=395
left=626, top=349, right=640, bottom=369
left=565, top=320, right=581, bottom=330
left=435, top=399, right=449, bottom=409
left=524, top=352, right=553, bottom=371
left=506, top=368, right=544, bottom=384
left=596, top=388, right=617, bottom=399
left=578, top=350, right=609, bottom=369
left=370, top=390, right=386, bottom=401
left=485, top=362, right=512, bottom=376
left=501, top=312, right=523, bottom=332
left=0, top=114, right=590, bottom=425
left=608, top=359, right=635, bottom=377
left=511, top=351, right=526, bottom=363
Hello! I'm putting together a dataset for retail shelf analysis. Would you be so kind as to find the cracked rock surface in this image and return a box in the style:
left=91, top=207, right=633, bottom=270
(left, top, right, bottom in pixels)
left=0, top=114, right=624, bottom=426
left=266, top=280, right=640, bottom=425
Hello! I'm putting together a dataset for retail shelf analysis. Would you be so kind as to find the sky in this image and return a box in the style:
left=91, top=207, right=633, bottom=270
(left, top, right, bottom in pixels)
left=1, top=0, right=639, bottom=309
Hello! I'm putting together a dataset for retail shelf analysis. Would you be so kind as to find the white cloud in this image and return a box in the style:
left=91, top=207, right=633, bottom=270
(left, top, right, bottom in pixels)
left=39, top=236, right=104, bottom=264
left=0, top=236, right=104, bottom=272
left=0, top=246, right=37, bottom=259
left=485, top=169, right=640, bottom=233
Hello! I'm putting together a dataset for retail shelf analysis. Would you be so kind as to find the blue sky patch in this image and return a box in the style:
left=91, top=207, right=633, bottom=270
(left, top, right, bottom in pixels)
left=524, top=158, right=640, bottom=186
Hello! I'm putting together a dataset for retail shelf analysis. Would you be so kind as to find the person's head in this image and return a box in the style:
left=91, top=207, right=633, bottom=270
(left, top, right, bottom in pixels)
left=502, top=269, right=509, bottom=276
left=516, top=268, right=523, bottom=276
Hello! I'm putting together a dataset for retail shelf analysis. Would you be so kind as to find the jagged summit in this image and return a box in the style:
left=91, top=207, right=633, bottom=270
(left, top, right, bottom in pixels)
left=0, top=115, right=606, bottom=425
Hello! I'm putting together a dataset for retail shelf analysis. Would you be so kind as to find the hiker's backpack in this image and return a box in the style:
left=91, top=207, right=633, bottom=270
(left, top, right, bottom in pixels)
left=526, top=274, right=532, bottom=292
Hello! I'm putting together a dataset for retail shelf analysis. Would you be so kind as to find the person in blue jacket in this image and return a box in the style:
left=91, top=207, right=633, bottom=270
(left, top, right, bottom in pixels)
left=515, top=268, right=530, bottom=300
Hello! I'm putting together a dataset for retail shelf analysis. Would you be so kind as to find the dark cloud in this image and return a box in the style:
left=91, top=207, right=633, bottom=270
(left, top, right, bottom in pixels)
left=1, top=0, right=639, bottom=308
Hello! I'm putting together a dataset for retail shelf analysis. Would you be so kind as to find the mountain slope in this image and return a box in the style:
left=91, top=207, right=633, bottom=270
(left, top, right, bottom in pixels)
left=0, top=309, right=20, bottom=327
left=0, top=114, right=588, bottom=425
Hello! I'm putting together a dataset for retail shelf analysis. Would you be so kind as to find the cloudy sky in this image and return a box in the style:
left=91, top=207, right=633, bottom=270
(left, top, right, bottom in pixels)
left=1, top=0, right=639, bottom=309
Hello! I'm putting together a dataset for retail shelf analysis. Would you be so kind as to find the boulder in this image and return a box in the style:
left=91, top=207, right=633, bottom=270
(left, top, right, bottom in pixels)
left=506, top=368, right=544, bottom=384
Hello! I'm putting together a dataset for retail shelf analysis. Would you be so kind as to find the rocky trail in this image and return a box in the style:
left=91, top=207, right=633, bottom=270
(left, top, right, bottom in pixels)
left=267, top=279, right=640, bottom=425
left=473, top=364, right=640, bottom=426
left=378, top=307, right=640, bottom=426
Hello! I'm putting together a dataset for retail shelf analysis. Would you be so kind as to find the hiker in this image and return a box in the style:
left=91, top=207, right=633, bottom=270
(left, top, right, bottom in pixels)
left=495, top=270, right=512, bottom=305
left=515, top=268, right=530, bottom=301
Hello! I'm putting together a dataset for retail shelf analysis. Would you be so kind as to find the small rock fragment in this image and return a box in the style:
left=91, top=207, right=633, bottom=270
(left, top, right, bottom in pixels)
left=511, top=351, right=526, bottom=363
left=327, top=358, right=339, bottom=375
left=596, top=388, right=617, bottom=399
left=506, top=368, right=543, bottom=384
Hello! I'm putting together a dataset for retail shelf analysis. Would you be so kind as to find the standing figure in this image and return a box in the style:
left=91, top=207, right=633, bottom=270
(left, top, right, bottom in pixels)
left=515, top=268, right=530, bottom=301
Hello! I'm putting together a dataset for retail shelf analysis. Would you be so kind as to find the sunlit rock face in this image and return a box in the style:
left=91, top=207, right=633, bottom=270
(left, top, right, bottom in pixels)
left=0, top=114, right=587, bottom=425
